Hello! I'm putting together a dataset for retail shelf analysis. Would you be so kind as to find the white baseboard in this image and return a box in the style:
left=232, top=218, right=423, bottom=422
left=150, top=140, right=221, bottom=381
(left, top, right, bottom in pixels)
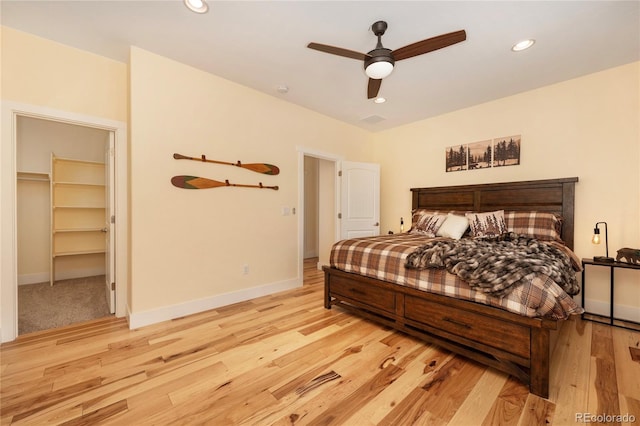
left=18, top=268, right=105, bottom=285
left=584, top=298, right=640, bottom=323
left=128, top=277, right=302, bottom=330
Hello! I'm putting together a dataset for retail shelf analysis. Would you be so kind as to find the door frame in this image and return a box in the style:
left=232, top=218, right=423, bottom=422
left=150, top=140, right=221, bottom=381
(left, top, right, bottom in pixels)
left=1, top=101, right=128, bottom=342
left=296, top=147, right=342, bottom=281
left=105, top=132, right=116, bottom=313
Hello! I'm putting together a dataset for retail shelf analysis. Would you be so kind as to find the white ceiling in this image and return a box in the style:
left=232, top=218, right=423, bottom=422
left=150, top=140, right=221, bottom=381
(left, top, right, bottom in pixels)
left=2, top=1, right=639, bottom=131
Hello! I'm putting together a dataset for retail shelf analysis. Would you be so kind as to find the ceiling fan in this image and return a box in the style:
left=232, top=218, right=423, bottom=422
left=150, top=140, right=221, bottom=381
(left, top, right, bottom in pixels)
left=307, top=21, right=466, bottom=99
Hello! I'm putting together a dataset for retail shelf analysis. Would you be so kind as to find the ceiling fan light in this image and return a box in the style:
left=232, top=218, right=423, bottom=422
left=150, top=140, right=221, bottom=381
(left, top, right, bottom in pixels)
left=365, top=61, right=394, bottom=79
left=184, top=0, right=208, bottom=14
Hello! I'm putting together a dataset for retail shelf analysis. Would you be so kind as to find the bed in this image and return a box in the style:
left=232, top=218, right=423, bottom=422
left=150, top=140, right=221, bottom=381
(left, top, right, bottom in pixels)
left=323, top=177, right=580, bottom=398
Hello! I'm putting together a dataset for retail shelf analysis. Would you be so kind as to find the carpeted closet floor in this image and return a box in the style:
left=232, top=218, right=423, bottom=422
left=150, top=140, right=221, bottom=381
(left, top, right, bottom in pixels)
left=18, top=275, right=112, bottom=335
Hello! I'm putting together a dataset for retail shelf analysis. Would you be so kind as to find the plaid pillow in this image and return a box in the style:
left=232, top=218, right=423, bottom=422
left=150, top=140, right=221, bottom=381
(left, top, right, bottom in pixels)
left=504, top=211, right=563, bottom=242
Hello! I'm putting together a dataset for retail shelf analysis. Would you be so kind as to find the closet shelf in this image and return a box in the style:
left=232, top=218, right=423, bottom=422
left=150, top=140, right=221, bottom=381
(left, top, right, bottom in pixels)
left=17, top=171, right=50, bottom=182
left=53, top=249, right=106, bottom=257
left=54, top=228, right=105, bottom=233
left=53, top=205, right=105, bottom=209
left=53, top=181, right=105, bottom=187
left=51, top=154, right=107, bottom=285
left=54, top=157, right=105, bottom=166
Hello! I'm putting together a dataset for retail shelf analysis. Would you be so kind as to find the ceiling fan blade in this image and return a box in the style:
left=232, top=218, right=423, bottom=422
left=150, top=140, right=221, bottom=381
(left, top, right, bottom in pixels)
left=392, top=30, right=466, bottom=61
left=367, top=78, right=382, bottom=99
left=307, top=42, right=370, bottom=61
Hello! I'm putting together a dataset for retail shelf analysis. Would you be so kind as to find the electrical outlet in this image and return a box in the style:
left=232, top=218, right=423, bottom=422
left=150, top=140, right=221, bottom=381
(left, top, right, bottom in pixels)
left=243, top=264, right=249, bottom=275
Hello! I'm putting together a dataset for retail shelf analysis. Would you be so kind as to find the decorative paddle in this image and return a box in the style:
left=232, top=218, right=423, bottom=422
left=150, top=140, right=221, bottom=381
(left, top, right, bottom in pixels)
left=173, top=153, right=280, bottom=175
left=171, top=175, right=279, bottom=191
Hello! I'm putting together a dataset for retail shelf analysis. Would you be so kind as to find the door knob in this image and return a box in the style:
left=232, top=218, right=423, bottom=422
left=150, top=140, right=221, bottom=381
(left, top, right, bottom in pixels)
left=374, top=222, right=379, bottom=226
left=101, top=228, right=108, bottom=233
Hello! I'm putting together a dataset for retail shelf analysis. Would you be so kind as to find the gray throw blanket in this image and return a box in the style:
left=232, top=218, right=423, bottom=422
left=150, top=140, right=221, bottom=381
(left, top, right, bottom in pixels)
left=405, top=233, right=579, bottom=297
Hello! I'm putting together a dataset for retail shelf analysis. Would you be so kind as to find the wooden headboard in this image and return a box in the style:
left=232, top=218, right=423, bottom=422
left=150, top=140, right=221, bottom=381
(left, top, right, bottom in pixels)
left=410, top=177, right=579, bottom=249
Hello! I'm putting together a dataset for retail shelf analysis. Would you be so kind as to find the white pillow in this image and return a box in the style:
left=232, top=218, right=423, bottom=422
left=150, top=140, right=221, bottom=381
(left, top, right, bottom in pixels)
left=436, top=213, right=469, bottom=240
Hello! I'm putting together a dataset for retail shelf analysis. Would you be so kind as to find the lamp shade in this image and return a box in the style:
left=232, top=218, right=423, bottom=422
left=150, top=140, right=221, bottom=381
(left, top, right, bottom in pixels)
left=365, top=61, right=394, bottom=79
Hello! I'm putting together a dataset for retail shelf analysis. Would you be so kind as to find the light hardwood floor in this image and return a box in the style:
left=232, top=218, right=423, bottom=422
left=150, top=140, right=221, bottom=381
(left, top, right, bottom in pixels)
left=2, top=259, right=639, bottom=425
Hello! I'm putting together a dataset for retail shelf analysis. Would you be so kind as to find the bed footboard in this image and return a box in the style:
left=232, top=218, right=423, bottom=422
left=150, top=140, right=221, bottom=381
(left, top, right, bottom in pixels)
left=323, top=265, right=558, bottom=398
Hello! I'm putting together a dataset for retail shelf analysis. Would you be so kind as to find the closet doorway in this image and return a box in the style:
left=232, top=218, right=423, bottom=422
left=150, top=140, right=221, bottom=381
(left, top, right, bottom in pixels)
left=16, top=116, right=114, bottom=335
left=299, top=149, right=340, bottom=278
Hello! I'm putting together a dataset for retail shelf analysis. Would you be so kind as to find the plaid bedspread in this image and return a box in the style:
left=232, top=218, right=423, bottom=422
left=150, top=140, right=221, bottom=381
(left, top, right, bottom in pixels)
left=330, top=233, right=583, bottom=320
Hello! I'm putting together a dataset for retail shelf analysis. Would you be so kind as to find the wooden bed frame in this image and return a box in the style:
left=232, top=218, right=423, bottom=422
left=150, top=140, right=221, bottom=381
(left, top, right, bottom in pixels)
left=323, top=177, right=579, bottom=398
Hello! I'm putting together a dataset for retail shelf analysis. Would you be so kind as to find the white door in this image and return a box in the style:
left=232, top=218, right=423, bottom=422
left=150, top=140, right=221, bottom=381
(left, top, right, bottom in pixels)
left=105, top=134, right=115, bottom=313
left=340, top=161, right=380, bottom=239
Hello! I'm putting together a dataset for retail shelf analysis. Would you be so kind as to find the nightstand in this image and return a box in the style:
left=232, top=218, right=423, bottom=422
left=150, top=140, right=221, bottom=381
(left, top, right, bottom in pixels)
left=581, top=258, right=640, bottom=330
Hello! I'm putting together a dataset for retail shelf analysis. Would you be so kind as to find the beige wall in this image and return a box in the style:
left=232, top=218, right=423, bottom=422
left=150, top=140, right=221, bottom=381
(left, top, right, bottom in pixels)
left=372, top=62, right=640, bottom=319
left=1, top=27, right=127, bottom=122
left=17, top=116, right=109, bottom=172
left=128, top=47, right=371, bottom=318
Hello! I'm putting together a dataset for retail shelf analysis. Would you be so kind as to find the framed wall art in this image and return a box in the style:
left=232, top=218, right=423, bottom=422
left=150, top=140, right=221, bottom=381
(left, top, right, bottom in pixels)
left=445, top=135, right=521, bottom=173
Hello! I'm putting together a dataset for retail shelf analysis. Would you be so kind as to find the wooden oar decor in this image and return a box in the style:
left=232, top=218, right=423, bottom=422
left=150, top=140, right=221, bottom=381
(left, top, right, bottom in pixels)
left=171, top=175, right=279, bottom=191
left=173, top=153, right=280, bottom=175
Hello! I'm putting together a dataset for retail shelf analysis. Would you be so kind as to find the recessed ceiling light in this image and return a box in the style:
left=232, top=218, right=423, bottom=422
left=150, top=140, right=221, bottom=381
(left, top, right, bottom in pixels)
left=184, top=0, right=208, bottom=14
left=374, top=97, right=386, bottom=104
left=511, top=39, right=535, bottom=52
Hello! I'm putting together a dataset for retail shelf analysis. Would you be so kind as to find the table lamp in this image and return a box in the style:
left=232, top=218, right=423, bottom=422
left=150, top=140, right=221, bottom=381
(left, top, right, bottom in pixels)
left=592, top=221, right=614, bottom=262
